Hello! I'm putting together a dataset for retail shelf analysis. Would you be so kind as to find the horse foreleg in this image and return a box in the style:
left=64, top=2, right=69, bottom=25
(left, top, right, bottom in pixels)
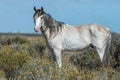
left=53, top=48, right=62, bottom=68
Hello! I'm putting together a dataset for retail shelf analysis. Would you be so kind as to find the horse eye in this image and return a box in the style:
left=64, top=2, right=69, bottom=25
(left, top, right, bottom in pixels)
left=41, top=16, right=43, bottom=19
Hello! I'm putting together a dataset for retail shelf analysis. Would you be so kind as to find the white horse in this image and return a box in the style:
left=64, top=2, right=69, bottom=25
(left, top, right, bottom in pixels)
left=33, top=6, right=111, bottom=68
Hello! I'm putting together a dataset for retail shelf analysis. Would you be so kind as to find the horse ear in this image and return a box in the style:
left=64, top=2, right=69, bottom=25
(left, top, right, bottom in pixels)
left=41, top=6, right=44, bottom=12
left=40, top=6, right=44, bottom=14
left=34, top=6, right=37, bottom=12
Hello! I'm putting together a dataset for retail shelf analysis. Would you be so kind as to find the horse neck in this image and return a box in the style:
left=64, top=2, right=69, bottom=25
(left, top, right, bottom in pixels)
left=41, top=15, right=64, bottom=40
left=40, top=26, right=50, bottom=40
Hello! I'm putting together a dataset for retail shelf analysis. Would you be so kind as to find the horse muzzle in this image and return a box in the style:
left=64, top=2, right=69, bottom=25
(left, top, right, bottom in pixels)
left=34, top=26, right=40, bottom=32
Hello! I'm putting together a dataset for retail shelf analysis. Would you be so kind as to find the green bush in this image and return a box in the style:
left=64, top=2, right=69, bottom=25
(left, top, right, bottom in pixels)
left=0, top=32, right=120, bottom=79
left=0, top=46, right=30, bottom=79
left=0, top=35, right=29, bottom=46
left=70, top=50, right=100, bottom=70
left=28, top=42, right=46, bottom=58
left=0, top=70, right=6, bottom=80
left=109, top=32, right=120, bottom=68
left=69, top=32, right=120, bottom=70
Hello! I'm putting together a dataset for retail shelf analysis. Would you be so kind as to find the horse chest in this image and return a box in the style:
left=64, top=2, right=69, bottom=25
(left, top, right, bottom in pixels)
left=47, top=36, right=63, bottom=50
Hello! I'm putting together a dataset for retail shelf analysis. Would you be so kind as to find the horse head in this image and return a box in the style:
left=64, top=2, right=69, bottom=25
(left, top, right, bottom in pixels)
left=33, top=6, right=45, bottom=32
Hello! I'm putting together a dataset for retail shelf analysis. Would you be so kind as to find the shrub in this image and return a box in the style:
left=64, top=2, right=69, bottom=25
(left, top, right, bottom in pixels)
left=69, top=50, right=100, bottom=70
left=109, top=32, right=120, bottom=68
left=0, top=32, right=120, bottom=79
left=0, top=36, right=13, bottom=46
left=0, top=70, right=6, bottom=80
left=28, top=42, right=46, bottom=58
left=0, top=35, right=29, bottom=46
left=69, top=32, right=120, bottom=70
left=0, top=46, right=31, bottom=79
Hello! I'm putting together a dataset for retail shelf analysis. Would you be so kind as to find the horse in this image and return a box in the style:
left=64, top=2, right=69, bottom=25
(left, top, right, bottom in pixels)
left=33, top=6, right=111, bottom=68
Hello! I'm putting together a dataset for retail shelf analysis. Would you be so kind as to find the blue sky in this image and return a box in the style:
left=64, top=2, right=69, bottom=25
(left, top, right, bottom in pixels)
left=0, top=0, right=120, bottom=33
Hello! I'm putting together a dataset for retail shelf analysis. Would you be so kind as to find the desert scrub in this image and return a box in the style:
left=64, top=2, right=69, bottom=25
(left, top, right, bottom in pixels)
left=0, top=46, right=31, bottom=79
left=0, top=36, right=13, bottom=46
left=16, top=55, right=54, bottom=80
left=28, top=42, right=47, bottom=58
left=0, top=35, right=29, bottom=46
left=0, top=70, right=7, bottom=80
left=109, top=32, right=120, bottom=68
left=70, top=50, right=100, bottom=71
left=0, top=32, right=119, bottom=79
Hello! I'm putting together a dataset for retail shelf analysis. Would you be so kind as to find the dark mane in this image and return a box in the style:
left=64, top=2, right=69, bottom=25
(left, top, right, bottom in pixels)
left=44, top=13, right=64, bottom=28
left=42, top=13, right=65, bottom=39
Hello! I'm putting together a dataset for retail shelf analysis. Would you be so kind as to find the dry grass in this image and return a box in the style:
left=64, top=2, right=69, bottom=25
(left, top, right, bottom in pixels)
left=0, top=33, right=119, bottom=80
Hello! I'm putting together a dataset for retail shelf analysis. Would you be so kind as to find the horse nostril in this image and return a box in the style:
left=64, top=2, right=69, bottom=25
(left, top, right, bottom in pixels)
left=34, top=27, right=39, bottom=32
left=34, top=27, right=37, bottom=32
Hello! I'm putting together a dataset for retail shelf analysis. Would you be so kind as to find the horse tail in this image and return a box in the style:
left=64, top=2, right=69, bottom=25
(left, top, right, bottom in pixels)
left=105, top=30, right=111, bottom=66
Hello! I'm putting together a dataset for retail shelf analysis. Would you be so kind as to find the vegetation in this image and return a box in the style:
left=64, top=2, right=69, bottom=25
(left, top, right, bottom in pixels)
left=0, top=32, right=119, bottom=80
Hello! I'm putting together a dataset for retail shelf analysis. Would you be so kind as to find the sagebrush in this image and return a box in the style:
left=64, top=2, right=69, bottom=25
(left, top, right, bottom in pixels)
left=0, top=32, right=119, bottom=80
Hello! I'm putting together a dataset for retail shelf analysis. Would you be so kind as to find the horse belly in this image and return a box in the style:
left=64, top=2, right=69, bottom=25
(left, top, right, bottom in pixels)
left=63, top=37, right=90, bottom=50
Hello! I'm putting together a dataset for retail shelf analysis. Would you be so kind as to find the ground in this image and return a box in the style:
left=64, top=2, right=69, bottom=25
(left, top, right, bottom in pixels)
left=0, top=32, right=120, bottom=80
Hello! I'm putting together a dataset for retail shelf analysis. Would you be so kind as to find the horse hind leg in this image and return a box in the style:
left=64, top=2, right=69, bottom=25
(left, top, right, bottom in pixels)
left=96, top=48, right=105, bottom=63
left=96, top=44, right=109, bottom=67
left=93, top=34, right=111, bottom=68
